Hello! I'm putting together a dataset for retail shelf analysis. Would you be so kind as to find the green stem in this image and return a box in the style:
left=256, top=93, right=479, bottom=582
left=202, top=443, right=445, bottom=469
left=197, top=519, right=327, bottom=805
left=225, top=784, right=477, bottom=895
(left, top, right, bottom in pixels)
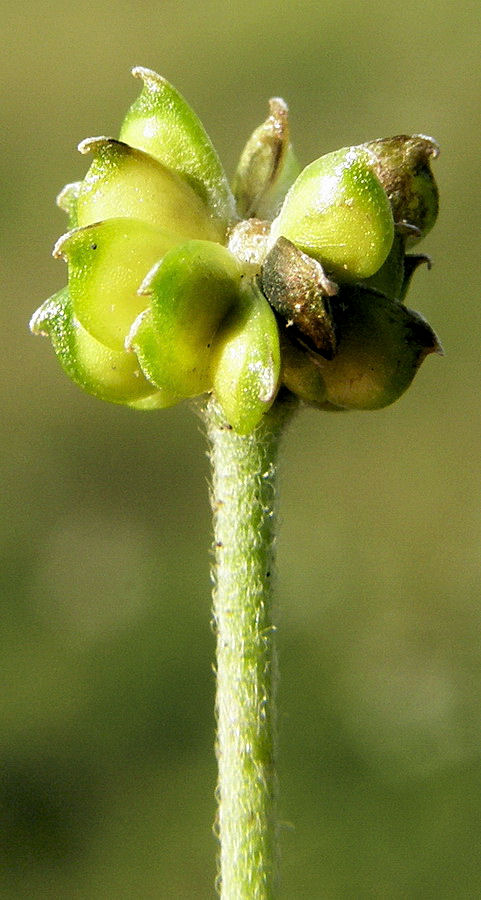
left=204, top=396, right=292, bottom=899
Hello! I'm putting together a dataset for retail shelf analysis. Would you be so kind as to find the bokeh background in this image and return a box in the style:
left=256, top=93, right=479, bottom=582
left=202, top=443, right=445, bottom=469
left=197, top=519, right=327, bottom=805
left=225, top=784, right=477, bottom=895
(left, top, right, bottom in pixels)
left=2, top=0, right=480, bottom=895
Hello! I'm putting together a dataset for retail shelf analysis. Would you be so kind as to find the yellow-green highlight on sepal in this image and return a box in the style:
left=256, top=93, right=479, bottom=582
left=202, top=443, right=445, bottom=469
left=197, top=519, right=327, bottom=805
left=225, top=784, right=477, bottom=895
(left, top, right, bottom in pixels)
left=270, top=145, right=394, bottom=282
left=76, top=137, right=224, bottom=244
left=128, top=241, right=242, bottom=399
left=120, top=67, right=236, bottom=225
left=211, top=280, right=281, bottom=434
left=304, top=284, right=442, bottom=410
left=29, top=288, right=174, bottom=407
left=54, top=217, right=175, bottom=351
left=233, top=98, right=300, bottom=221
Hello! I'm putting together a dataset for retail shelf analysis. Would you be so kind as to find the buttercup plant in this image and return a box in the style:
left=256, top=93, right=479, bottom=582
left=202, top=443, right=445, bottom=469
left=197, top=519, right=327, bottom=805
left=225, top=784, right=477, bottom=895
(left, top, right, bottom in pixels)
left=31, top=67, right=441, bottom=898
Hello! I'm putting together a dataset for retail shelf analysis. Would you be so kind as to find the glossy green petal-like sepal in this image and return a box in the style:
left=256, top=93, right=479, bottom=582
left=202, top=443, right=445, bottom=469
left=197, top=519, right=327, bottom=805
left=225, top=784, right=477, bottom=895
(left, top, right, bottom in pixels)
left=306, top=285, right=442, bottom=410
left=211, top=281, right=281, bottom=434
left=128, top=241, right=242, bottom=398
left=76, top=137, right=224, bottom=243
left=54, top=218, right=175, bottom=350
left=270, top=146, right=394, bottom=281
left=120, top=67, right=236, bottom=224
left=233, top=98, right=300, bottom=220
left=29, top=288, right=174, bottom=407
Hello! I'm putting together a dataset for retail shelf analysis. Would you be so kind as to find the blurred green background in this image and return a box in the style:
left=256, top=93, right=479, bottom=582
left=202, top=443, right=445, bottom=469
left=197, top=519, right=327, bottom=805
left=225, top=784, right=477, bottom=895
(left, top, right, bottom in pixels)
left=2, top=0, right=480, bottom=895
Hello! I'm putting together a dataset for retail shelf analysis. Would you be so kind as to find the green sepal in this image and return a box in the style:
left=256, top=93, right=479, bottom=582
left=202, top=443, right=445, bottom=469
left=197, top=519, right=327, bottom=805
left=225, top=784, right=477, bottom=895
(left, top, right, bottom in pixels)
left=29, top=288, right=175, bottom=407
left=308, top=284, right=442, bottom=410
left=270, top=146, right=394, bottom=281
left=57, top=181, right=82, bottom=227
left=119, top=67, right=236, bottom=224
left=76, top=137, right=224, bottom=243
left=363, top=238, right=432, bottom=303
left=279, top=330, right=328, bottom=407
left=211, top=280, right=281, bottom=434
left=399, top=254, right=432, bottom=301
left=128, top=241, right=242, bottom=398
left=54, top=217, right=175, bottom=351
left=362, top=231, right=406, bottom=299
left=233, top=98, right=300, bottom=220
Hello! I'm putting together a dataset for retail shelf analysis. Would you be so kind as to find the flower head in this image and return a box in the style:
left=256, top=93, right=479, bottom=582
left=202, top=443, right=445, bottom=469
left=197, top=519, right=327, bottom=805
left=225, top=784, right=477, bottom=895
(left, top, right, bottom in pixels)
left=31, top=67, right=441, bottom=431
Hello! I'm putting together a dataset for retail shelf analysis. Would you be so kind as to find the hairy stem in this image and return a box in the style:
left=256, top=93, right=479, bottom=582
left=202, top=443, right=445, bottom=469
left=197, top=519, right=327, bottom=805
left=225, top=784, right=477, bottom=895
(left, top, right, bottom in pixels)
left=204, top=397, right=291, bottom=899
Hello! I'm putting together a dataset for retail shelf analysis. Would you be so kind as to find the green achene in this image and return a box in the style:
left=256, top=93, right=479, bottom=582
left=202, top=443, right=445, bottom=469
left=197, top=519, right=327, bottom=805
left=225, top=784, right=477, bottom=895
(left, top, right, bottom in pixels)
left=211, top=279, right=281, bottom=434
left=128, top=241, right=243, bottom=399
left=119, top=66, right=236, bottom=224
left=30, top=287, right=172, bottom=407
left=270, top=146, right=394, bottom=281
left=54, top=218, right=174, bottom=351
